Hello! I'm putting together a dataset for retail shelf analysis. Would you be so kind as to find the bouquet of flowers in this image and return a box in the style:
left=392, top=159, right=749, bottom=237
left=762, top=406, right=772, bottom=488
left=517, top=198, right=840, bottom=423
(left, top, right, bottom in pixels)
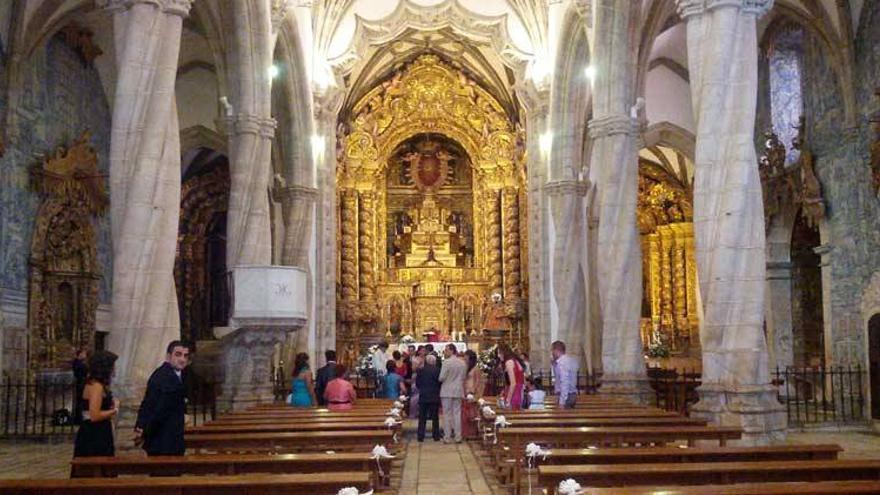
left=478, top=344, right=498, bottom=373
left=400, top=335, right=416, bottom=345
left=356, top=345, right=379, bottom=376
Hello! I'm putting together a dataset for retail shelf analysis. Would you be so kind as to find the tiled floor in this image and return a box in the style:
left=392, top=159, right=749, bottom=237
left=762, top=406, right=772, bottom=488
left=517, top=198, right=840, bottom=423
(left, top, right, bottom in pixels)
left=399, top=438, right=494, bottom=494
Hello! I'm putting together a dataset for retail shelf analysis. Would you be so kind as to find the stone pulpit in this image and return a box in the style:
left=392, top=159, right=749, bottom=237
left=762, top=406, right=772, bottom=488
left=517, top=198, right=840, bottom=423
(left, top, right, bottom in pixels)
left=217, top=266, right=307, bottom=410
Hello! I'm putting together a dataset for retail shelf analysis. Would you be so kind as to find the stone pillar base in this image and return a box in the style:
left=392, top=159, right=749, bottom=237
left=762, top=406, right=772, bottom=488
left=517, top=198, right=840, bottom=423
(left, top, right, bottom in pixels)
left=599, top=374, right=653, bottom=405
left=691, top=383, right=787, bottom=445
left=217, top=326, right=291, bottom=412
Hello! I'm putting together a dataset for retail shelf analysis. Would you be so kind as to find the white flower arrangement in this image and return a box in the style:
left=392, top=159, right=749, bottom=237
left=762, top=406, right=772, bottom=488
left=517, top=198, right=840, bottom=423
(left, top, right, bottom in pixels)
left=337, top=488, right=373, bottom=495
left=371, top=444, right=394, bottom=459
left=400, top=335, right=416, bottom=344
left=494, top=415, right=511, bottom=427
left=466, top=393, right=475, bottom=402
left=386, top=407, right=402, bottom=419
left=355, top=345, right=379, bottom=376
left=383, top=417, right=398, bottom=428
left=558, top=479, right=583, bottom=495
left=392, top=400, right=404, bottom=409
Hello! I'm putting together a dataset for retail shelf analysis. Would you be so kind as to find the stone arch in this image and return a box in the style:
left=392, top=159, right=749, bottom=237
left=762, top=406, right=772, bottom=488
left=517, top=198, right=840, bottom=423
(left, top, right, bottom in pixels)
left=643, top=122, right=695, bottom=163
left=549, top=5, right=592, bottom=182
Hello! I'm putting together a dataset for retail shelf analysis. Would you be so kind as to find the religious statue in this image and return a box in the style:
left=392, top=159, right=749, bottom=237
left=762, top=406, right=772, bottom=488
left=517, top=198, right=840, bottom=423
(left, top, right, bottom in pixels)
left=481, top=292, right=512, bottom=335
left=871, top=89, right=880, bottom=198
left=793, top=117, right=825, bottom=228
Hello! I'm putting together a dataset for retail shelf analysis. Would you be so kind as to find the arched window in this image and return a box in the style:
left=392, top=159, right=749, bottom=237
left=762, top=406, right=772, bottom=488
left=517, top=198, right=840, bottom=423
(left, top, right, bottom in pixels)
left=767, top=25, right=805, bottom=164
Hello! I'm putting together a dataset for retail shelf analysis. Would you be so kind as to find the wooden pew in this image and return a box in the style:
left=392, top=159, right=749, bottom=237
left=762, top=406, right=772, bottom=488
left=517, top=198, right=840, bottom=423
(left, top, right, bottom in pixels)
left=538, top=459, right=880, bottom=491
left=187, top=419, right=396, bottom=434
left=0, top=472, right=372, bottom=495
left=185, top=429, right=396, bottom=453
left=206, top=415, right=389, bottom=426
left=70, top=453, right=393, bottom=487
left=499, top=409, right=679, bottom=418
left=499, top=417, right=707, bottom=428
left=531, top=444, right=843, bottom=466
left=499, top=425, right=742, bottom=494
left=567, top=481, right=880, bottom=494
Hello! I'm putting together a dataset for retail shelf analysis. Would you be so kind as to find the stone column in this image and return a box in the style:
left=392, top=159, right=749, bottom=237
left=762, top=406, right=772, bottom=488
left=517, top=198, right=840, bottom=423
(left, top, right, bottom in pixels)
left=590, top=0, right=650, bottom=401
left=222, top=0, right=276, bottom=268
left=678, top=0, right=785, bottom=443
left=103, top=0, right=191, bottom=391
left=486, top=189, right=504, bottom=295
left=277, top=186, right=318, bottom=268
left=545, top=179, right=594, bottom=369
left=766, top=261, right=794, bottom=370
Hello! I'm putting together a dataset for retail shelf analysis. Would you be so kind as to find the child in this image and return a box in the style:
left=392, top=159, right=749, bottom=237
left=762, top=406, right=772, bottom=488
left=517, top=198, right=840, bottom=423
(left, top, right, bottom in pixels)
left=526, top=378, right=546, bottom=410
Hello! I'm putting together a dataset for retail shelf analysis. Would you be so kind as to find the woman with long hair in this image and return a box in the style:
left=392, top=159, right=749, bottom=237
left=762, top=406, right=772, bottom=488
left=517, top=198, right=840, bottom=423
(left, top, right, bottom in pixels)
left=73, top=350, right=119, bottom=457
left=461, top=349, right=484, bottom=438
left=392, top=350, right=407, bottom=377
left=289, top=352, right=318, bottom=407
left=496, top=344, right=524, bottom=410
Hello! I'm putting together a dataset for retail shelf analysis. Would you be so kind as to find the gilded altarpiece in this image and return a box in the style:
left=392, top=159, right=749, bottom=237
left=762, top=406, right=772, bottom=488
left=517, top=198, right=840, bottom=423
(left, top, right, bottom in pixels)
left=28, top=132, right=107, bottom=369
left=637, top=161, right=699, bottom=355
left=337, top=55, right=527, bottom=353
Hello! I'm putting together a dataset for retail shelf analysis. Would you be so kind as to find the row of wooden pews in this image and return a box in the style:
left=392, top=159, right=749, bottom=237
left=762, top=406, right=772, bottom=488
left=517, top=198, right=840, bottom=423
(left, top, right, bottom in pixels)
left=472, top=394, right=880, bottom=494
left=0, top=397, right=400, bottom=494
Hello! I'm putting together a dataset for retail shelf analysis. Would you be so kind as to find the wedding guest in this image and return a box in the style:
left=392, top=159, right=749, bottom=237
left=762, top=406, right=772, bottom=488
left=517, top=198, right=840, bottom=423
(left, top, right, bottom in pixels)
left=519, top=351, right=532, bottom=378
left=416, top=354, right=442, bottom=442
left=392, top=351, right=408, bottom=377
left=315, top=349, right=337, bottom=406
left=497, top=344, right=524, bottom=410
left=439, top=344, right=467, bottom=443
left=324, top=364, right=357, bottom=411
left=385, top=360, right=406, bottom=399
left=526, top=378, right=546, bottom=410
left=461, top=349, right=484, bottom=439
left=73, top=350, right=119, bottom=457
left=289, top=353, right=318, bottom=407
left=551, top=340, right=579, bottom=408
left=408, top=347, right=426, bottom=419
left=134, top=341, right=189, bottom=456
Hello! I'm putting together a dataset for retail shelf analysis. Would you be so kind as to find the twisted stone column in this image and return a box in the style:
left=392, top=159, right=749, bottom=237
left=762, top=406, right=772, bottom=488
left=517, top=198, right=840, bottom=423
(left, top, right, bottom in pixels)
left=277, top=185, right=318, bottom=268
left=502, top=187, right=522, bottom=299
left=678, top=0, right=785, bottom=442
left=103, top=0, right=191, bottom=387
left=546, top=179, right=594, bottom=369
left=486, top=189, right=503, bottom=295
left=222, top=0, right=275, bottom=268
left=590, top=0, right=649, bottom=401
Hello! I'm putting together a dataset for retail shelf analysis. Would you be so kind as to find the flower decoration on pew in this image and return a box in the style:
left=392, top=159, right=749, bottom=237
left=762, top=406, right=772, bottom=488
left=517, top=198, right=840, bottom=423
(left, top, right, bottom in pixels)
left=525, top=443, right=552, bottom=495
left=398, top=395, right=408, bottom=402
left=371, top=444, right=395, bottom=477
left=337, top=487, right=373, bottom=495
left=477, top=397, right=486, bottom=407
left=393, top=400, right=404, bottom=409
left=481, top=405, right=496, bottom=419
left=386, top=407, right=402, bottom=419
left=465, top=393, right=475, bottom=402
left=525, top=442, right=551, bottom=460
left=494, top=415, right=511, bottom=428
left=558, top=478, right=583, bottom=495
left=384, top=417, right=399, bottom=428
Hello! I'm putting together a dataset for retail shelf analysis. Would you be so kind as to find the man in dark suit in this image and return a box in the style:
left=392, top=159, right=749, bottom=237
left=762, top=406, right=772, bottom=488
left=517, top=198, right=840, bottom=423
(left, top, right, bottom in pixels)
left=134, top=340, right=190, bottom=456
left=415, top=354, right=442, bottom=442
left=314, top=349, right=337, bottom=406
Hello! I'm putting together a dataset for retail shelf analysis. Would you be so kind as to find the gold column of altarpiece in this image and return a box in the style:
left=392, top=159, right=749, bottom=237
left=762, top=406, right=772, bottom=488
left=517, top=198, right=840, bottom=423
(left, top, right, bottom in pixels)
left=637, top=162, right=699, bottom=355
left=336, top=55, right=527, bottom=355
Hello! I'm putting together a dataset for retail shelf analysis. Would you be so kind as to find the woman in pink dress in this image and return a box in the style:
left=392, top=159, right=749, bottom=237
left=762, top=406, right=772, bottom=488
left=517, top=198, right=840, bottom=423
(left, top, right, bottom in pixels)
left=497, top=344, right=524, bottom=410
left=461, top=350, right=485, bottom=438
left=323, top=364, right=357, bottom=411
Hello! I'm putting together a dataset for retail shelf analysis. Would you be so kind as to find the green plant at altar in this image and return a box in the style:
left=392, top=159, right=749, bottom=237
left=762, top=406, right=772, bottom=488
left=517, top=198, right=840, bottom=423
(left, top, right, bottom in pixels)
left=356, top=345, right=379, bottom=376
left=478, top=344, right=498, bottom=373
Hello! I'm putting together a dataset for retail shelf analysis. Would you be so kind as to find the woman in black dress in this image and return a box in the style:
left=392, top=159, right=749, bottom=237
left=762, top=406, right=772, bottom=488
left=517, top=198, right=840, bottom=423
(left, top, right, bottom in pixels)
left=73, top=350, right=119, bottom=457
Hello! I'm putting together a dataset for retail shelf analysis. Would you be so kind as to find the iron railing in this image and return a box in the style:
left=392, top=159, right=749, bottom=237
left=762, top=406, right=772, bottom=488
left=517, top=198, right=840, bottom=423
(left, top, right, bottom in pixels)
left=774, top=365, right=866, bottom=426
left=0, top=374, right=218, bottom=437
left=0, top=374, right=78, bottom=438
